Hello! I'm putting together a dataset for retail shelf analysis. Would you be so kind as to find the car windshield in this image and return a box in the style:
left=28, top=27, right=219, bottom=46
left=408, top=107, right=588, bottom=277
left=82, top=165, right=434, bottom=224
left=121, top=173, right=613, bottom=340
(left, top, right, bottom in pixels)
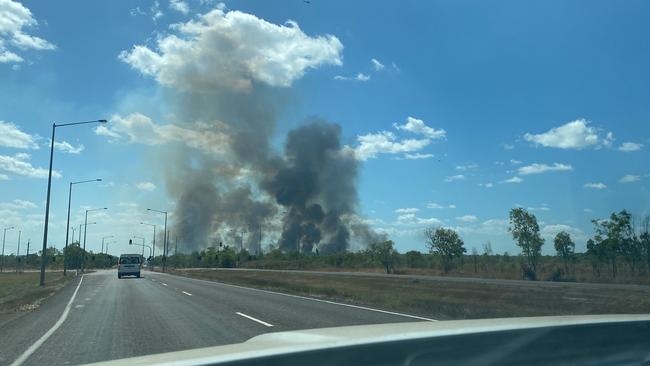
left=1, top=1, right=649, bottom=365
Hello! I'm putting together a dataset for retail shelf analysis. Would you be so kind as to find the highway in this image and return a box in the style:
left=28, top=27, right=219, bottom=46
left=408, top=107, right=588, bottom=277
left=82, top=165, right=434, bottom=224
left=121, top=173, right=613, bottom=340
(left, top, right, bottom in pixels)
left=0, top=270, right=430, bottom=366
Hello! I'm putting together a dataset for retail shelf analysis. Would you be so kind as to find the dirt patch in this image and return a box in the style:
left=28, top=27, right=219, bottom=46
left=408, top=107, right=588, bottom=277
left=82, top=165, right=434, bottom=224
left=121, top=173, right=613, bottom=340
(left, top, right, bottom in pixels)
left=171, top=269, right=650, bottom=320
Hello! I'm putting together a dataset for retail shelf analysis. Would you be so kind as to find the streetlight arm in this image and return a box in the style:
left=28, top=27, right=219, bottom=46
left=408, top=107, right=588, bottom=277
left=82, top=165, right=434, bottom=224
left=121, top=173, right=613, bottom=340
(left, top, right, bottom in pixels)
left=56, top=119, right=107, bottom=128
left=72, top=178, right=102, bottom=185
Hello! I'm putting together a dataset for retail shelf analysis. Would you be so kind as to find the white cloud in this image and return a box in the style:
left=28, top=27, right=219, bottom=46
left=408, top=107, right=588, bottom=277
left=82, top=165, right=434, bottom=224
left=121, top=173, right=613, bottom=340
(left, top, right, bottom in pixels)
left=503, top=144, right=515, bottom=150
left=96, top=113, right=229, bottom=154
left=444, top=174, right=465, bottom=182
left=393, top=117, right=446, bottom=139
left=395, top=208, right=419, bottom=214
left=151, top=1, right=163, bottom=21
left=541, top=224, right=586, bottom=242
left=517, top=163, right=572, bottom=175
left=448, top=204, right=456, bottom=209
left=0, top=152, right=61, bottom=178
left=455, top=163, right=478, bottom=171
left=583, top=208, right=593, bottom=213
left=0, top=120, right=38, bottom=148
left=584, top=182, right=607, bottom=189
left=426, top=203, right=443, bottom=209
left=0, top=0, right=55, bottom=64
left=619, top=174, right=640, bottom=183
left=478, top=182, right=494, bottom=188
left=371, top=58, right=384, bottom=71
left=53, top=140, right=84, bottom=154
left=396, top=213, right=443, bottom=226
left=403, top=153, right=434, bottom=160
left=527, top=204, right=550, bottom=211
left=524, top=119, right=612, bottom=149
left=500, top=176, right=523, bottom=184
left=0, top=173, right=9, bottom=180
left=509, top=159, right=522, bottom=165
left=0, top=199, right=36, bottom=209
left=352, top=131, right=430, bottom=161
left=169, top=0, right=189, bottom=14
left=119, top=7, right=343, bottom=92
left=334, top=73, right=370, bottom=81
left=618, top=142, right=643, bottom=152
left=136, top=181, right=157, bottom=191
left=129, top=6, right=146, bottom=16
left=456, top=215, right=477, bottom=223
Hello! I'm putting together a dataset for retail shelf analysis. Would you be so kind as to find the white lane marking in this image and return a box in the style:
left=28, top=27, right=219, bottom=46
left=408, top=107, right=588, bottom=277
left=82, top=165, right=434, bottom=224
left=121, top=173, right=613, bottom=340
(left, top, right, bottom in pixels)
left=161, top=282, right=168, bottom=286
left=74, top=305, right=84, bottom=309
left=11, top=276, right=85, bottom=366
left=236, top=312, right=273, bottom=327
left=182, top=291, right=193, bottom=296
left=156, top=273, right=436, bottom=322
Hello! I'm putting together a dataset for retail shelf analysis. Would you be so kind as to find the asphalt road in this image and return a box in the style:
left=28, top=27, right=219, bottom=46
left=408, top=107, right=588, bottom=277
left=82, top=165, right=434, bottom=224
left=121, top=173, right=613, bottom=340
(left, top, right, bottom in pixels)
left=0, top=270, right=427, bottom=366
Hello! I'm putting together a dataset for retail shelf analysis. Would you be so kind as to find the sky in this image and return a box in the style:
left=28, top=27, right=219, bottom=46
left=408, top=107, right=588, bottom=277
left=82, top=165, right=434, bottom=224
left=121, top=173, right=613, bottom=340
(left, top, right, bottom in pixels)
left=0, top=0, right=648, bottom=257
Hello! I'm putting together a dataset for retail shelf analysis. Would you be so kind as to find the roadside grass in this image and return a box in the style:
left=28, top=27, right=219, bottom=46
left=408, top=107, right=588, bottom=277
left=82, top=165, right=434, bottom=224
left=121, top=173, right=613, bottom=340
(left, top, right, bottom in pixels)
left=171, top=268, right=650, bottom=320
left=0, top=272, right=73, bottom=313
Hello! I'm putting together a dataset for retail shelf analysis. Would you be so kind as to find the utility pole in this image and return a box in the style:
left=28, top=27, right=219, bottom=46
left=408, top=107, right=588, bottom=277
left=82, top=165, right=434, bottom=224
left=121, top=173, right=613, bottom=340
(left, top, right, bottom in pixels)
left=175, top=235, right=178, bottom=255
left=16, top=230, right=21, bottom=273
left=25, top=239, right=30, bottom=270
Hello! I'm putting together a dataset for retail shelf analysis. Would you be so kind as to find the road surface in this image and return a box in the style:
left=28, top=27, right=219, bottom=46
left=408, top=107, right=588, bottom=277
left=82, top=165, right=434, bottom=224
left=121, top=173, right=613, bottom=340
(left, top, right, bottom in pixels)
left=0, top=270, right=429, bottom=366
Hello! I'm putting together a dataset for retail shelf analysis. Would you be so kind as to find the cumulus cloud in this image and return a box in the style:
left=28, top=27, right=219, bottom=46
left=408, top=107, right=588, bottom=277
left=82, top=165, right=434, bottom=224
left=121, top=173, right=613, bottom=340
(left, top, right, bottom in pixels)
left=0, top=199, right=36, bottom=209
left=510, top=159, right=522, bottom=165
left=136, top=181, right=157, bottom=191
left=371, top=58, right=384, bottom=71
left=0, top=120, right=38, bottom=148
left=0, top=0, right=55, bottom=64
left=456, top=215, right=477, bottom=223
left=444, top=174, right=465, bottom=182
left=52, top=140, right=84, bottom=154
left=169, top=0, right=189, bottom=14
left=351, top=131, right=430, bottom=161
left=618, top=142, right=643, bottom=152
left=500, top=176, right=523, bottom=184
left=517, top=163, right=572, bottom=175
left=403, top=153, right=434, bottom=160
left=96, top=113, right=229, bottom=154
left=396, top=213, right=443, bottom=226
left=524, top=119, right=613, bottom=149
left=584, top=182, right=607, bottom=189
left=541, top=224, right=586, bottom=242
left=619, top=174, right=640, bottom=183
left=395, top=208, right=419, bottom=214
left=0, top=152, right=61, bottom=178
left=119, top=7, right=343, bottom=92
left=393, top=117, right=446, bottom=139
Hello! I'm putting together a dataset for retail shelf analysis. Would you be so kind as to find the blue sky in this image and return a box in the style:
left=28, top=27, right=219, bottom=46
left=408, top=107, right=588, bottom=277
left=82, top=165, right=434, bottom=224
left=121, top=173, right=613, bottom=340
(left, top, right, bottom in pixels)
left=0, top=0, right=648, bottom=256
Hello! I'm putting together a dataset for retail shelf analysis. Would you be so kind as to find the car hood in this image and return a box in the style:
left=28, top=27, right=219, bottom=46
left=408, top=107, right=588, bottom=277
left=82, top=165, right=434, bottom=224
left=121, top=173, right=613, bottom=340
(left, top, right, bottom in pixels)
left=86, top=314, right=650, bottom=366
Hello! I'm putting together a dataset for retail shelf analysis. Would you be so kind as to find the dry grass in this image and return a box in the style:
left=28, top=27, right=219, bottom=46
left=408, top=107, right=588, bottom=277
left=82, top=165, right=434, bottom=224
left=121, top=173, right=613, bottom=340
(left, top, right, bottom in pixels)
left=0, top=272, right=72, bottom=314
left=172, top=268, right=650, bottom=320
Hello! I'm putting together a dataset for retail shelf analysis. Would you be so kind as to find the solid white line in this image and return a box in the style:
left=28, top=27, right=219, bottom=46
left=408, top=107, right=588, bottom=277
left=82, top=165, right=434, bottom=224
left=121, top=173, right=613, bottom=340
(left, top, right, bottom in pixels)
left=182, top=291, right=193, bottom=296
left=236, top=312, right=273, bottom=327
left=161, top=282, right=168, bottom=286
left=155, top=273, right=437, bottom=322
left=10, top=276, right=85, bottom=366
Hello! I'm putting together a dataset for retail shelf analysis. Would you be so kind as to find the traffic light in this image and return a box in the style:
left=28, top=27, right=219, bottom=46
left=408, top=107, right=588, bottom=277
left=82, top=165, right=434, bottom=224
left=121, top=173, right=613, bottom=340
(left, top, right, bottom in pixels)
left=129, top=239, right=132, bottom=244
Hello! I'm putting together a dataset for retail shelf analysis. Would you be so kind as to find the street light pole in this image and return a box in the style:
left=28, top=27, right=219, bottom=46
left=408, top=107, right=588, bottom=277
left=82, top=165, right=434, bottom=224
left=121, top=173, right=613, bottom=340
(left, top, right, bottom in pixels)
left=16, top=230, right=21, bottom=273
left=39, top=119, right=107, bottom=286
left=1, top=226, right=14, bottom=272
left=147, top=209, right=168, bottom=272
left=82, top=208, right=107, bottom=273
left=141, top=222, right=156, bottom=269
left=101, top=235, right=113, bottom=255
left=64, top=178, right=102, bottom=276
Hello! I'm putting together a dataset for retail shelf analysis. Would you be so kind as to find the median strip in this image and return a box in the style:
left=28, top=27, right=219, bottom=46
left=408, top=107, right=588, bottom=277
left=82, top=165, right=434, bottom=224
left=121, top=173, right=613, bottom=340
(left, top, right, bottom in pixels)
left=236, top=312, right=273, bottom=327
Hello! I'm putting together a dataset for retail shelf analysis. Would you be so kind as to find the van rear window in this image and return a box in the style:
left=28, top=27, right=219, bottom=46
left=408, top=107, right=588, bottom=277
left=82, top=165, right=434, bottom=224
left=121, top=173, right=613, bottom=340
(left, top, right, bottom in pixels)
left=119, top=257, right=140, bottom=264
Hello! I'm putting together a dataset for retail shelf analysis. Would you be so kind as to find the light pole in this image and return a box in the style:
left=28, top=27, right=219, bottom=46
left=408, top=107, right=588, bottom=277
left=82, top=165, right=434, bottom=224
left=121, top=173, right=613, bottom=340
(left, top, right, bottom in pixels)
left=146, top=209, right=168, bottom=272
left=82, top=208, right=107, bottom=273
left=133, top=236, right=146, bottom=257
left=70, top=227, right=76, bottom=244
left=141, top=222, right=156, bottom=269
left=15, top=230, right=21, bottom=273
left=1, top=226, right=14, bottom=272
left=64, top=178, right=102, bottom=276
left=101, top=235, right=114, bottom=254
left=39, top=119, right=107, bottom=286
left=78, top=221, right=96, bottom=272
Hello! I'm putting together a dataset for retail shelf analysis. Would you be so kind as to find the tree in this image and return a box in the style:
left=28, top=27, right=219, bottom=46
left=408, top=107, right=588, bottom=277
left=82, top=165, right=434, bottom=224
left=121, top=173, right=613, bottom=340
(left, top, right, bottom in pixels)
left=367, top=240, right=397, bottom=274
left=553, top=231, right=575, bottom=274
left=640, top=215, right=650, bottom=273
left=591, top=210, right=636, bottom=277
left=424, top=227, right=466, bottom=273
left=508, top=208, right=544, bottom=274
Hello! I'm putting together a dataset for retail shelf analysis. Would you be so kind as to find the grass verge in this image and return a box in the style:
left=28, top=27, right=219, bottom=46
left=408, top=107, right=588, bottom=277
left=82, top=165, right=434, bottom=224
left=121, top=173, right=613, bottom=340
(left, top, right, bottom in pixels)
left=171, top=268, right=650, bottom=320
left=0, top=272, right=73, bottom=314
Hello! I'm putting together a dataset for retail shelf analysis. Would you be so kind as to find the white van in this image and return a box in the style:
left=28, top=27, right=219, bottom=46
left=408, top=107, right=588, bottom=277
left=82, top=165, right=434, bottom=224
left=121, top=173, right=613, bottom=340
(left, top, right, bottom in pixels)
left=118, top=254, right=142, bottom=278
